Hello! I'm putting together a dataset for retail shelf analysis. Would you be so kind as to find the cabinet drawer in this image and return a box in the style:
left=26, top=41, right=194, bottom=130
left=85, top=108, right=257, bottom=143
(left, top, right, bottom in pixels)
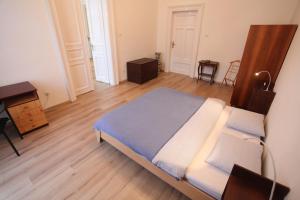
left=8, top=100, right=48, bottom=134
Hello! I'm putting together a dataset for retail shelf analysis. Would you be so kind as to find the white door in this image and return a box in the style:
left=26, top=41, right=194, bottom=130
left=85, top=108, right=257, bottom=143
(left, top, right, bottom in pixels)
left=49, top=0, right=94, bottom=96
left=170, top=11, right=200, bottom=77
left=86, top=0, right=110, bottom=83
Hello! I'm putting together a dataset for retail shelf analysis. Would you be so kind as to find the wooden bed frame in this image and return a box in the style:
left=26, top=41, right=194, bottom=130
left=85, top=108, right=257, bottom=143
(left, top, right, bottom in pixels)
left=95, top=130, right=215, bottom=200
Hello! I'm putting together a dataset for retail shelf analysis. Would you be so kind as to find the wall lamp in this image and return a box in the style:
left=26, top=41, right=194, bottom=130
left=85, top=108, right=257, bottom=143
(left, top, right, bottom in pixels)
left=254, top=70, right=272, bottom=91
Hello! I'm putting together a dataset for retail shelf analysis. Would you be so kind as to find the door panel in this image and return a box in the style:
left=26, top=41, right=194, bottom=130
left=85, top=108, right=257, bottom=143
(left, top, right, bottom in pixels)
left=71, top=62, right=89, bottom=90
left=170, top=11, right=199, bottom=76
left=49, top=0, right=94, bottom=96
left=185, top=29, right=195, bottom=60
left=86, top=0, right=110, bottom=83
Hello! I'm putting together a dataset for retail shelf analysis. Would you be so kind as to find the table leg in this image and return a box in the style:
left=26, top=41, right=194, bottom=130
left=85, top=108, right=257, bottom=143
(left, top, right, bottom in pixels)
left=5, top=109, right=23, bottom=139
left=2, top=130, right=20, bottom=156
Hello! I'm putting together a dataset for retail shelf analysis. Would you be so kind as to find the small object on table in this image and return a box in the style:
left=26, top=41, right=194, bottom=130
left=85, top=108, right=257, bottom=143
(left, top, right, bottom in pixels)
left=222, top=165, right=290, bottom=200
left=0, top=82, right=48, bottom=137
left=198, top=60, right=219, bottom=84
left=127, top=58, right=158, bottom=84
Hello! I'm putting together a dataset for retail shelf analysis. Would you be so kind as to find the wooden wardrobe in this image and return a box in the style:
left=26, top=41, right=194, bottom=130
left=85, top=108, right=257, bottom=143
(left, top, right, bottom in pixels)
left=231, top=25, right=297, bottom=113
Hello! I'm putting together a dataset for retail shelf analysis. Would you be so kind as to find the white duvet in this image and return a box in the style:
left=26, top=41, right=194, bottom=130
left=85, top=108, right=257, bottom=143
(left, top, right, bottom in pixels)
left=152, top=98, right=225, bottom=179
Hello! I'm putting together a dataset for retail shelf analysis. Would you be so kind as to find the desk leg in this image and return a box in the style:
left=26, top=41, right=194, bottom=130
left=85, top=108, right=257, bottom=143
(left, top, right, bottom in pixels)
left=2, top=130, right=20, bottom=156
left=5, top=109, right=23, bottom=139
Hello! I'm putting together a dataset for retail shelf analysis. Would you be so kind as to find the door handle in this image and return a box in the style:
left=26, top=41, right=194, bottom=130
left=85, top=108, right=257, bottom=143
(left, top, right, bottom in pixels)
left=171, top=41, right=175, bottom=48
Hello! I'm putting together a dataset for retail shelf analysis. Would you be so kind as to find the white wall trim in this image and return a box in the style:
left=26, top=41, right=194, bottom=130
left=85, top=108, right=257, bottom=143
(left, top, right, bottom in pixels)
left=164, top=4, right=204, bottom=78
left=103, top=0, right=119, bottom=85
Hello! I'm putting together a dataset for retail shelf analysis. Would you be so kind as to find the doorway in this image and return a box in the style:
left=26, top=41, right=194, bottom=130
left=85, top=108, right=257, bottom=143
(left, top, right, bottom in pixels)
left=81, top=0, right=110, bottom=84
left=48, top=0, right=118, bottom=101
left=166, top=5, right=203, bottom=78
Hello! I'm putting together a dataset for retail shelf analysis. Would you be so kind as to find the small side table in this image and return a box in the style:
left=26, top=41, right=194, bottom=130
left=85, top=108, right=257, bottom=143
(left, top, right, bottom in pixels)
left=247, top=89, right=276, bottom=115
left=198, top=60, right=219, bottom=84
left=222, top=165, right=290, bottom=200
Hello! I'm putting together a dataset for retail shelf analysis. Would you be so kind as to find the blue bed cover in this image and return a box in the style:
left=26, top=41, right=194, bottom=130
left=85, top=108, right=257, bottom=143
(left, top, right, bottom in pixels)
left=94, top=87, right=205, bottom=161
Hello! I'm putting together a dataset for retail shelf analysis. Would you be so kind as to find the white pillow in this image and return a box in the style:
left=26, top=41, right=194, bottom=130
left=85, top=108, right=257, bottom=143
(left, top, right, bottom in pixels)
left=206, top=133, right=263, bottom=174
left=226, top=107, right=265, bottom=137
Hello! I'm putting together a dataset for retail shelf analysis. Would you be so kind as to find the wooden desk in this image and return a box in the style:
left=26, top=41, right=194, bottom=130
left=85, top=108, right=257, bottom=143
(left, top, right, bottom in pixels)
left=222, top=165, right=289, bottom=200
left=0, top=82, right=48, bottom=137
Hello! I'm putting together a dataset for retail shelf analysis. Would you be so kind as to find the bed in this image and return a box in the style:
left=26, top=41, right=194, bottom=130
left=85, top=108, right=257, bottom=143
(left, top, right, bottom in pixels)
left=94, top=88, right=263, bottom=200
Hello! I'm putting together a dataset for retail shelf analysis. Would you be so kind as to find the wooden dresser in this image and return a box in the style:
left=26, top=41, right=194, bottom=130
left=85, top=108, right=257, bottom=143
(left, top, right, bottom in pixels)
left=0, top=82, right=48, bottom=136
left=127, top=58, right=158, bottom=84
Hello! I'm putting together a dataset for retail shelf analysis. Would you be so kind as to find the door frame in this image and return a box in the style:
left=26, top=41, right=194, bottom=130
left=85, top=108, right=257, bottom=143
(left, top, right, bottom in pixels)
left=165, top=4, right=204, bottom=78
left=47, top=0, right=119, bottom=102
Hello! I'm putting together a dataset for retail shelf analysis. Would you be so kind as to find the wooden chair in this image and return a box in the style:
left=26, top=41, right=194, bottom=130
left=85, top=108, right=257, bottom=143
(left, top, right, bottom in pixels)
left=0, top=118, right=20, bottom=156
left=222, top=60, right=241, bottom=86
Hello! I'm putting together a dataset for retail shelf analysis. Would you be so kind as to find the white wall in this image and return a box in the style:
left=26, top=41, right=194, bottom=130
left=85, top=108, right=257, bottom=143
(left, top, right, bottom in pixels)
left=265, top=4, right=300, bottom=199
left=0, top=0, right=159, bottom=107
left=156, top=0, right=298, bottom=82
left=0, top=0, right=69, bottom=108
left=113, top=0, right=158, bottom=81
left=1, top=0, right=298, bottom=108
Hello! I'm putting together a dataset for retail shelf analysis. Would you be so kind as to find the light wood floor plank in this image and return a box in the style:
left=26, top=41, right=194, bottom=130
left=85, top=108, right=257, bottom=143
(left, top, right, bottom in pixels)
left=0, top=73, right=232, bottom=200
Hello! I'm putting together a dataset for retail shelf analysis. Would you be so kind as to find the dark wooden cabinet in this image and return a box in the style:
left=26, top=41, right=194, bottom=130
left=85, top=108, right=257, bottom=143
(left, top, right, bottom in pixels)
left=127, top=58, right=158, bottom=84
left=222, top=165, right=289, bottom=200
left=231, top=25, right=297, bottom=112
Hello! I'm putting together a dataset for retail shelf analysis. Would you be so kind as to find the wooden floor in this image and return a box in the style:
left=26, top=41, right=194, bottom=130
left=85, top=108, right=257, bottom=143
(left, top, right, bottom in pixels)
left=0, top=73, right=233, bottom=200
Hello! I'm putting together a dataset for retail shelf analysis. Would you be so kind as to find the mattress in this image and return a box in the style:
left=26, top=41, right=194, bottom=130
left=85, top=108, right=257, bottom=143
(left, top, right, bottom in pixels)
left=152, top=98, right=225, bottom=179
left=185, top=106, right=260, bottom=199
left=94, top=87, right=205, bottom=160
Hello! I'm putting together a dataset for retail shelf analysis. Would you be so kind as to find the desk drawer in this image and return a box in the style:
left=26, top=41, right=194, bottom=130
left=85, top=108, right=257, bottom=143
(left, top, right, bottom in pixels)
left=8, top=100, right=48, bottom=134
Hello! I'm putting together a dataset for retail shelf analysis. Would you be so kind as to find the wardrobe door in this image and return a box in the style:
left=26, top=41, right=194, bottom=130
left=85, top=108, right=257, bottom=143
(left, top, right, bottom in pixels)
left=231, top=25, right=297, bottom=109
